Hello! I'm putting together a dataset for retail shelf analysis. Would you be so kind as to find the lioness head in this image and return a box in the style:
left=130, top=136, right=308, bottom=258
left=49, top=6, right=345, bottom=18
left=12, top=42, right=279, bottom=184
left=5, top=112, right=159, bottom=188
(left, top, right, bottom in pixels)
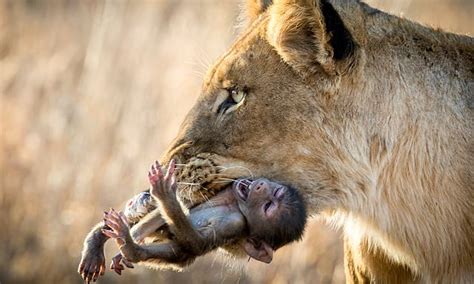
left=163, top=0, right=366, bottom=209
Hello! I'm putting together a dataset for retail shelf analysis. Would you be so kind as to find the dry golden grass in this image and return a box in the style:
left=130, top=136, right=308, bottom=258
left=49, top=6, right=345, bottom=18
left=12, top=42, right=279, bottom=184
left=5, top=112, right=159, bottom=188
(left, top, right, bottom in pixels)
left=0, top=1, right=472, bottom=283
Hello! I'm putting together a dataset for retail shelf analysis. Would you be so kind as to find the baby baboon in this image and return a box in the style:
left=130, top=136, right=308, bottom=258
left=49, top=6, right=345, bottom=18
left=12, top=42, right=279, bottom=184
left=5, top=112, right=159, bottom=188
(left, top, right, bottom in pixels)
left=78, top=161, right=307, bottom=282
left=103, top=160, right=307, bottom=268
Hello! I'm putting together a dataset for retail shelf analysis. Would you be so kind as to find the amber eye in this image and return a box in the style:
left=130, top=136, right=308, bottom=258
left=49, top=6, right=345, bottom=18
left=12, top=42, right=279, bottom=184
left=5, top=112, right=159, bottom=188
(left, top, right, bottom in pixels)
left=217, top=87, right=246, bottom=115
left=230, top=88, right=245, bottom=103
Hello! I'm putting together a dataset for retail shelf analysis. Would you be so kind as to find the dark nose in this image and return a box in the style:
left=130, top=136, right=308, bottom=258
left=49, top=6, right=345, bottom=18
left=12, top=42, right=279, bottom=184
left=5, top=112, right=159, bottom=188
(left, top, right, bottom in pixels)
left=253, top=179, right=269, bottom=192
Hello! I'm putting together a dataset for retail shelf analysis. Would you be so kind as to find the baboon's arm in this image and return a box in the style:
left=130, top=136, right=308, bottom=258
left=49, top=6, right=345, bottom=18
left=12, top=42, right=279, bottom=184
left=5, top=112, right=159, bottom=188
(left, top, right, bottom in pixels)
left=83, top=222, right=109, bottom=249
left=103, top=210, right=195, bottom=266
left=114, top=210, right=243, bottom=267
left=78, top=222, right=109, bottom=282
left=119, top=238, right=194, bottom=266
left=148, top=160, right=209, bottom=254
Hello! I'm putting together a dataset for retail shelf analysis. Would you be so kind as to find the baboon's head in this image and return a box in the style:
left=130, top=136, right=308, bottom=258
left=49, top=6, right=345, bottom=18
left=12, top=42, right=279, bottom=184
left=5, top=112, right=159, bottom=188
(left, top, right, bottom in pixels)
left=232, top=178, right=307, bottom=263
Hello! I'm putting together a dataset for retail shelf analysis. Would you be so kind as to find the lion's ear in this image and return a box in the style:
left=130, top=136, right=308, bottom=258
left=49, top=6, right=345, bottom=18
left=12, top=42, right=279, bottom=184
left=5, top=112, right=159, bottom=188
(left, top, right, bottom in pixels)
left=246, top=0, right=273, bottom=21
left=267, top=0, right=357, bottom=77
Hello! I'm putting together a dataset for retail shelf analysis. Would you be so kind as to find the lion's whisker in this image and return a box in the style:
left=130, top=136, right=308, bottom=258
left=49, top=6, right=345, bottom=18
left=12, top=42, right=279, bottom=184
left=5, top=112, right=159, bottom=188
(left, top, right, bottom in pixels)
left=211, top=180, right=235, bottom=184
left=216, top=165, right=254, bottom=178
left=215, top=177, right=238, bottom=182
left=198, top=190, right=211, bottom=203
left=208, top=174, right=239, bottom=180
left=177, top=182, right=200, bottom=186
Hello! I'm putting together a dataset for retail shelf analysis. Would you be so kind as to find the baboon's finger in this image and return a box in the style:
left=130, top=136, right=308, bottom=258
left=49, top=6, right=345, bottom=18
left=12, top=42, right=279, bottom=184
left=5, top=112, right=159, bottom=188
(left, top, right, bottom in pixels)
left=116, top=218, right=128, bottom=231
left=107, top=209, right=120, bottom=219
left=82, top=263, right=92, bottom=280
left=105, top=212, right=122, bottom=227
left=110, top=258, right=120, bottom=271
left=99, top=263, right=105, bottom=276
left=104, top=220, right=120, bottom=232
left=164, top=159, right=176, bottom=181
left=148, top=171, right=157, bottom=185
left=91, top=264, right=98, bottom=274
left=102, top=221, right=115, bottom=232
left=90, top=270, right=97, bottom=283
left=101, top=229, right=118, bottom=239
left=118, top=212, right=129, bottom=226
left=113, top=210, right=125, bottom=223
left=169, top=159, right=176, bottom=174
left=78, top=261, right=85, bottom=274
left=170, top=174, right=177, bottom=191
left=105, top=212, right=120, bottom=225
left=111, top=260, right=123, bottom=275
left=85, top=265, right=94, bottom=284
left=156, top=160, right=164, bottom=177
left=80, top=267, right=87, bottom=280
left=122, top=258, right=134, bottom=268
left=92, top=269, right=99, bottom=282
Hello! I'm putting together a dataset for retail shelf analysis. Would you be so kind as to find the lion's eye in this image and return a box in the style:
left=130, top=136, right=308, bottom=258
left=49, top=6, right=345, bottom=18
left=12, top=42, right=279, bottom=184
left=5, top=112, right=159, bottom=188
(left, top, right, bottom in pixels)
left=230, top=89, right=245, bottom=104
left=217, top=87, right=247, bottom=115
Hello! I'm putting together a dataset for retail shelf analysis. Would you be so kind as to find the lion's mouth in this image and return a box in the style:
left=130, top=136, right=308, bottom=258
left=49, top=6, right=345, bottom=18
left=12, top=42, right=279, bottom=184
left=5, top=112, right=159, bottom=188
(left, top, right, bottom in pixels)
left=171, top=153, right=257, bottom=208
left=233, top=178, right=253, bottom=201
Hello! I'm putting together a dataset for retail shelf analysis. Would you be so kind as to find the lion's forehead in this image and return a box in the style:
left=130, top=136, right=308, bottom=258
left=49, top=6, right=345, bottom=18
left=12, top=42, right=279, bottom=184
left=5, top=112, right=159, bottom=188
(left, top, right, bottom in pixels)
left=202, top=19, right=269, bottom=91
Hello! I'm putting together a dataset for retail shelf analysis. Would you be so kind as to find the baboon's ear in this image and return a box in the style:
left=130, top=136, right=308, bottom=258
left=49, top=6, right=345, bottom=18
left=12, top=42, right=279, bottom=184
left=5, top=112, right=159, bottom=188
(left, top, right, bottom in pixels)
left=267, top=0, right=356, bottom=77
left=246, top=0, right=273, bottom=21
left=243, top=239, right=274, bottom=263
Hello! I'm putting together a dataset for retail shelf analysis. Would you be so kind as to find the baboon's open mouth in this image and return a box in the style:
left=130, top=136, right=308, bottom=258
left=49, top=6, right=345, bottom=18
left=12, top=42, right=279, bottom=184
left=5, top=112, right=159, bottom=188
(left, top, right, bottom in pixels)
left=233, top=178, right=253, bottom=201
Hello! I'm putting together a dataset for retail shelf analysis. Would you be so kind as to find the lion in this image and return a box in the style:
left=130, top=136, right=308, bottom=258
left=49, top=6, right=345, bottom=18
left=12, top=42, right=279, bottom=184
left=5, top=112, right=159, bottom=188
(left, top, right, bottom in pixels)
left=157, top=0, right=473, bottom=282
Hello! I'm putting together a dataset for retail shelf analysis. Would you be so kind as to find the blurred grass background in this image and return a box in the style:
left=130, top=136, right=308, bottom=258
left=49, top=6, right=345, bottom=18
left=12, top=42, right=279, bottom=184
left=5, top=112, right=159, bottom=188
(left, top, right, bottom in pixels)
left=0, top=0, right=472, bottom=283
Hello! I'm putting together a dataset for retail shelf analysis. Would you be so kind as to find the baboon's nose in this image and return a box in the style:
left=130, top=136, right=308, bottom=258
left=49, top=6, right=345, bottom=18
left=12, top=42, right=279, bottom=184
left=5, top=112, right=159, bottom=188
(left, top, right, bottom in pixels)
left=253, top=179, right=269, bottom=192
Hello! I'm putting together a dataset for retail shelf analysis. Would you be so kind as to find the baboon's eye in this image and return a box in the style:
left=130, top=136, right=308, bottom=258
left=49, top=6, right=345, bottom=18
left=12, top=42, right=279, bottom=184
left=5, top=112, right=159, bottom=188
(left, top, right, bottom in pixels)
left=216, top=87, right=247, bottom=115
left=263, top=201, right=273, bottom=213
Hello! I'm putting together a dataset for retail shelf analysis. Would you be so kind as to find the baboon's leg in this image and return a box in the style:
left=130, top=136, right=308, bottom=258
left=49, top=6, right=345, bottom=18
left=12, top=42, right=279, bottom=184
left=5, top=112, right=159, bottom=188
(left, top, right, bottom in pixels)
left=129, top=208, right=167, bottom=243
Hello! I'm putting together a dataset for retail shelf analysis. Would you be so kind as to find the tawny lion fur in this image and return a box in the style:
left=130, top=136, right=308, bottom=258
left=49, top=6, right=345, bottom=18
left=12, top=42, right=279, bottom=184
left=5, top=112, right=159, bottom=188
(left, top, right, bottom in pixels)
left=160, top=0, right=473, bottom=282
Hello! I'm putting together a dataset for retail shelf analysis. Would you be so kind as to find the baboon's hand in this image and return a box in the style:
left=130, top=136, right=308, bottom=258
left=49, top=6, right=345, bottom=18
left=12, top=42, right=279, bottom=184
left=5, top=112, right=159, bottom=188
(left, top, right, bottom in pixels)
left=101, top=209, right=130, bottom=247
left=102, top=209, right=142, bottom=262
left=78, top=248, right=106, bottom=283
left=110, top=253, right=134, bottom=275
left=149, top=159, right=177, bottom=202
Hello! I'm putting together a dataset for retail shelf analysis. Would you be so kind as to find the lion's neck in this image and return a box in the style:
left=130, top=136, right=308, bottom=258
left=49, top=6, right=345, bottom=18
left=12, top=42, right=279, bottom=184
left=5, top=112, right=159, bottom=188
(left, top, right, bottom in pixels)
left=285, top=3, right=474, bottom=275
